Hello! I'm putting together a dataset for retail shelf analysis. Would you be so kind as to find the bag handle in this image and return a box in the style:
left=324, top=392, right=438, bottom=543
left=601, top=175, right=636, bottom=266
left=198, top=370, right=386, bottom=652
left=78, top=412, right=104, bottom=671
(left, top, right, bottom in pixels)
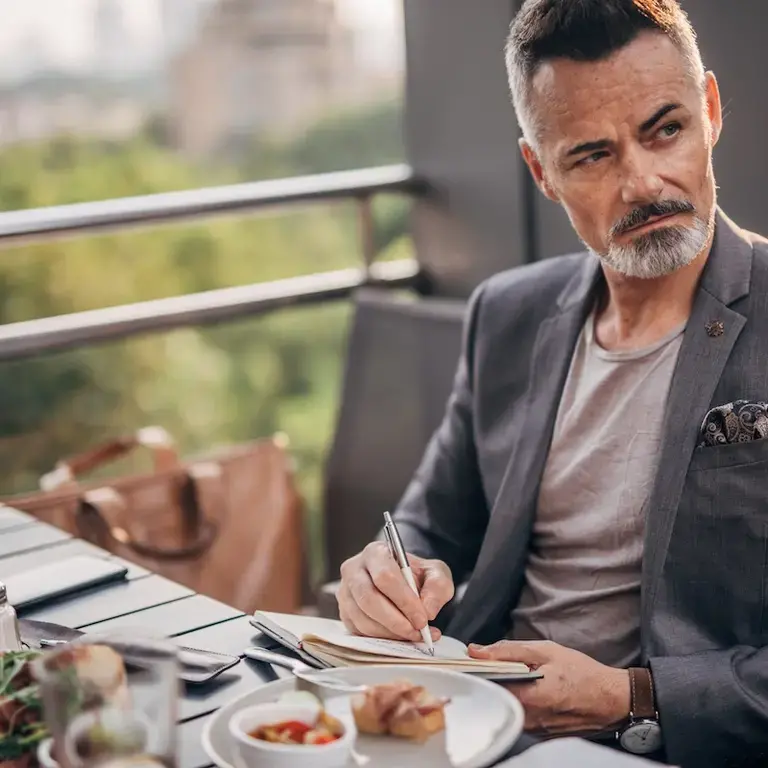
left=40, top=427, right=179, bottom=491
left=78, top=462, right=222, bottom=560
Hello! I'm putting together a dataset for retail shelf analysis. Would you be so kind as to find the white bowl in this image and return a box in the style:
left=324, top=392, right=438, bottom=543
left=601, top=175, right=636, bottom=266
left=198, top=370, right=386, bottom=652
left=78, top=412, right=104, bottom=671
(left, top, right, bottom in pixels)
left=37, top=707, right=155, bottom=768
left=37, top=738, right=59, bottom=768
left=228, top=701, right=355, bottom=768
left=64, top=707, right=153, bottom=765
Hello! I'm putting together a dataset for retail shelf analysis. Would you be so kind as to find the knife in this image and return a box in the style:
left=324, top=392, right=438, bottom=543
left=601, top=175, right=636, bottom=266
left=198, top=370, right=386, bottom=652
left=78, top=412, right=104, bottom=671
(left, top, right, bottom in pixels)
left=19, top=618, right=240, bottom=685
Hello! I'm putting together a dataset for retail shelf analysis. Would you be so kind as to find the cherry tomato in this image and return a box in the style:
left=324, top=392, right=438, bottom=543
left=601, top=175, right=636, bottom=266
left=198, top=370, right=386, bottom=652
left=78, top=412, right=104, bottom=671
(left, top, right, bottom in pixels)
left=309, top=733, right=338, bottom=745
left=276, top=720, right=312, bottom=742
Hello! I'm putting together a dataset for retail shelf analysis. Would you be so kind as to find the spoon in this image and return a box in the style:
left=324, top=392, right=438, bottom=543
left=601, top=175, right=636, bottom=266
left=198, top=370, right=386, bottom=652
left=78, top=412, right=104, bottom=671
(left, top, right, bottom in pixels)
left=243, top=647, right=366, bottom=697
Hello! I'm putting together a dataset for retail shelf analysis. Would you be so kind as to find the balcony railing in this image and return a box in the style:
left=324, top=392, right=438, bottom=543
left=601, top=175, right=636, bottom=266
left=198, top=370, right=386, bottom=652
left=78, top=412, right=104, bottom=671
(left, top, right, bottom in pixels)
left=0, top=164, right=423, bottom=361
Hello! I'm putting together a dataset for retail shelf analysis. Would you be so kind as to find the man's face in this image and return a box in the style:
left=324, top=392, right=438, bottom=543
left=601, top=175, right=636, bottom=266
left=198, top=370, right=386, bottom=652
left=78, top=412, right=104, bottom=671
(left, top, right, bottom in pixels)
left=520, top=31, right=722, bottom=279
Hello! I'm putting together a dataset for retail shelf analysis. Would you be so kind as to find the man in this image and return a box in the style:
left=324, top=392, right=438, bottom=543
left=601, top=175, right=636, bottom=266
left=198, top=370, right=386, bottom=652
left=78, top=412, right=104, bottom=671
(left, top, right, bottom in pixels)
left=338, top=0, right=768, bottom=765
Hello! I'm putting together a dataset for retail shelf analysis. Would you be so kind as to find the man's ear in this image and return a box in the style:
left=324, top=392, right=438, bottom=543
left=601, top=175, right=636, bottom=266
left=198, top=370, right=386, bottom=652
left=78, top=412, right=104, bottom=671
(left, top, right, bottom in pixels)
left=519, top=139, right=559, bottom=202
left=704, top=71, right=722, bottom=147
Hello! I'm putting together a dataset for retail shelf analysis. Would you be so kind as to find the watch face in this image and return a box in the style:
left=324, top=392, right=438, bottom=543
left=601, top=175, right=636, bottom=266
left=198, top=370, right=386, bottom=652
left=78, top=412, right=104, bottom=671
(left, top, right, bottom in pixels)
left=620, top=720, right=663, bottom=755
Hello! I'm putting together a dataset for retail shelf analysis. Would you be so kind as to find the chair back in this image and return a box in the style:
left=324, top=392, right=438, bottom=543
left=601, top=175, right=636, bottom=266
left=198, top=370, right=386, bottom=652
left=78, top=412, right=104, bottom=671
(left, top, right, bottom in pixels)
left=322, top=288, right=466, bottom=581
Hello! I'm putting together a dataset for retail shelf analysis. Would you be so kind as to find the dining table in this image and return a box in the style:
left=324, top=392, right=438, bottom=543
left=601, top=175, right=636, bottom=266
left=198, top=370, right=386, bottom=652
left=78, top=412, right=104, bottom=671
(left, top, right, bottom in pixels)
left=0, top=504, right=538, bottom=768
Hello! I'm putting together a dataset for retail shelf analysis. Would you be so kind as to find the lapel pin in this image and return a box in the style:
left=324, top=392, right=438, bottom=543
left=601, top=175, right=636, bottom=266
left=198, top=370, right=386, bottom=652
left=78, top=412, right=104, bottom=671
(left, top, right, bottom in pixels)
left=706, top=320, right=725, bottom=338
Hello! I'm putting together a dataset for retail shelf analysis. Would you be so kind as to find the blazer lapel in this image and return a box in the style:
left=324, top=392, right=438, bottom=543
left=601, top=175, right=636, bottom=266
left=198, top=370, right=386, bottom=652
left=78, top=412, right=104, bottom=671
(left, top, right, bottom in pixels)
left=640, top=210, right=753, bottom=640
left=448, top=256, right=601, bottom=643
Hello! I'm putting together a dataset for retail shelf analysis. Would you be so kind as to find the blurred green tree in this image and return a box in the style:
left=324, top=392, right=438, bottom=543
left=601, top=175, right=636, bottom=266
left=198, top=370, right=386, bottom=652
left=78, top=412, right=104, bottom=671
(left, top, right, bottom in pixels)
left=0, top=98, right=410, bottom=582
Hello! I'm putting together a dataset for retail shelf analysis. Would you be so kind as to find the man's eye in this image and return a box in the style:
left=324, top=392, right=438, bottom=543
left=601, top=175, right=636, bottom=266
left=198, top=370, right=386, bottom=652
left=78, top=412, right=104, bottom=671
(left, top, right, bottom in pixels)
left=658, top=122, right=681, bottom=139
left=578, top=151, right=608, bottom=166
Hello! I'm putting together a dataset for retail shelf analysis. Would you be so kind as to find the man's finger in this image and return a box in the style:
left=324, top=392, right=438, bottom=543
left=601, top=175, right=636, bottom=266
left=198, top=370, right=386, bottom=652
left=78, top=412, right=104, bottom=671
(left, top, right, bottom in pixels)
left=468, top=640, right=553, bottom=667
left=419, top=562, right=455, bottom=620
left=338, top=584, right=407, bottom=640
left=348, top=566, right=423, bottom=640
left=340, top=583, right=442, bottom=642
left=364, top=545, right=429, bottom=631
left=337, top=583, right=357, bottom=634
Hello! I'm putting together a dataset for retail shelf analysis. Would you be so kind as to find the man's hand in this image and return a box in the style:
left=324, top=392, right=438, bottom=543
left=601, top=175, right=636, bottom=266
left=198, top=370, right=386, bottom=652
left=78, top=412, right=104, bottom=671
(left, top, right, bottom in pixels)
left=469, top=640, right=630, bottom=737
left=338, top=542, right=454, bottom=642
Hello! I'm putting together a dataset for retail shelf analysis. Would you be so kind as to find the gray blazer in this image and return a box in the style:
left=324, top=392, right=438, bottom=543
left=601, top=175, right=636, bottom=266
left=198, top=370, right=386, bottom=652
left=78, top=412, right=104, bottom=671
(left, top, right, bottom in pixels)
left=395, top=209, right=768, bottom=768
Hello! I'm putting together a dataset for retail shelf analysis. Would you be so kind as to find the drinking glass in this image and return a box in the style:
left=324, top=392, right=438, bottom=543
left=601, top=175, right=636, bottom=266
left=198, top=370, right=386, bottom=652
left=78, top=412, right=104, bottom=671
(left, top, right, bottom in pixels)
left=33, top=633, right=179, bottom=768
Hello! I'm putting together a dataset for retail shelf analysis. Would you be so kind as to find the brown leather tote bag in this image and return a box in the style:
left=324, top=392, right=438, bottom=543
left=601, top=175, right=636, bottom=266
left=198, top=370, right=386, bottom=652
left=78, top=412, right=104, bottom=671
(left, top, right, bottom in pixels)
left=3, top=427, right=305, bottom=614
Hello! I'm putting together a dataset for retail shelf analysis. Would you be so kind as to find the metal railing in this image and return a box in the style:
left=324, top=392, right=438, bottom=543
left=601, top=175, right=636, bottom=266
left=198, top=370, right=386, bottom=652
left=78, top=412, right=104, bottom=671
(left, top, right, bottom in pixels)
left=0, top=164, right=423, bottom=361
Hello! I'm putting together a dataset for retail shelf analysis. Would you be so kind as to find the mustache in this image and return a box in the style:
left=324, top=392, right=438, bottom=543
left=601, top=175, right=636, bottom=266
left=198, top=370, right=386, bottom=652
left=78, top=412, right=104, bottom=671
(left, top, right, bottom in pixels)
left=611, top=199, right=696, bottom=238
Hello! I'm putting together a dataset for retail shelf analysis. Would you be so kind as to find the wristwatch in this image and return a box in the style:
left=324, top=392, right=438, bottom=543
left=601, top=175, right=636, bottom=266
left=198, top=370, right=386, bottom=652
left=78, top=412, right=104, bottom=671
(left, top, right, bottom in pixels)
left=617, top=667, right=663, bottom=755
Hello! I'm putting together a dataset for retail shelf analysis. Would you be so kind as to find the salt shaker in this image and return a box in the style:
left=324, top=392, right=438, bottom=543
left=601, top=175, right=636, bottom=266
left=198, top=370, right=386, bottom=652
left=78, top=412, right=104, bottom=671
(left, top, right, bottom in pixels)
left=0, top=581, right=23, bottom=651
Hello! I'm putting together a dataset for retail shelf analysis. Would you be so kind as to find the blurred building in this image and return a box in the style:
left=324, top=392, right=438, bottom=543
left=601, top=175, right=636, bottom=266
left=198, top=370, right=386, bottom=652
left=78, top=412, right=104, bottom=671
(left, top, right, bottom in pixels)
left=160, top=0, right=212, bottom=60
left=94, top=0, right=136, bottom=78
left=0, top=86, right=146, bottom=147
left=169, top=0, right=393, bottom=156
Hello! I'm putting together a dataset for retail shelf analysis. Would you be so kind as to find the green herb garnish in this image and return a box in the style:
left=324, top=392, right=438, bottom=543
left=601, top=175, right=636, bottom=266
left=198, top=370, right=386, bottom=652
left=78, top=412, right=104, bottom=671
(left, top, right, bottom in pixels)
left=0, top=650, right=49, bottom=761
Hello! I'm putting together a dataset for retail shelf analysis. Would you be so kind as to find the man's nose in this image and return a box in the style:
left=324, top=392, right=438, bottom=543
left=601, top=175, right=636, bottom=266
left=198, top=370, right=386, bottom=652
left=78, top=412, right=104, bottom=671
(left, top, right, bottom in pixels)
left=619, top=148, right=664, bottom=205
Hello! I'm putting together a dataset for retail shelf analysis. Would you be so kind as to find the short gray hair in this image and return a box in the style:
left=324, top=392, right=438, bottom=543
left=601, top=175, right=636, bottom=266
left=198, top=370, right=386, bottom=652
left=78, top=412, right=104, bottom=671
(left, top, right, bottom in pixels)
left=505, top=0, right=706, bottom=143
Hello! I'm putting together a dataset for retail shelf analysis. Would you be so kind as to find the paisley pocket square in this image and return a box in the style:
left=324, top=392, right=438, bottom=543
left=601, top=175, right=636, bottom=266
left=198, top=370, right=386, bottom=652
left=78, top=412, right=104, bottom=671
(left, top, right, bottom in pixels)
left=699, top=399, right=768, bottom=447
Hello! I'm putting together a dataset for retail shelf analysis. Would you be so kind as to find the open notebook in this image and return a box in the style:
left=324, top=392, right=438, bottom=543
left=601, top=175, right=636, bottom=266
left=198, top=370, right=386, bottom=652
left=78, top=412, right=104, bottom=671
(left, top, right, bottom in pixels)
left=251, top=611, right=542, bottom=680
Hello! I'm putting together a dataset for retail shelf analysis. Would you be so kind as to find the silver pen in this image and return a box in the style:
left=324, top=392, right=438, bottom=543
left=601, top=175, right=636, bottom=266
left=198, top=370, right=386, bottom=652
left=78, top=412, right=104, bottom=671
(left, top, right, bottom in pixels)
left=383, top=511, right=435, bottom=656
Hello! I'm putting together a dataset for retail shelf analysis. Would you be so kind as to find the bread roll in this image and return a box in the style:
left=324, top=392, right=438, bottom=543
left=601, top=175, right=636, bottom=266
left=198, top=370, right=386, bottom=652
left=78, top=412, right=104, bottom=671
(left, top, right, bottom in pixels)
left=39, top=644, right=130, bottom=709
left=351, top=679, right=449, bottom=741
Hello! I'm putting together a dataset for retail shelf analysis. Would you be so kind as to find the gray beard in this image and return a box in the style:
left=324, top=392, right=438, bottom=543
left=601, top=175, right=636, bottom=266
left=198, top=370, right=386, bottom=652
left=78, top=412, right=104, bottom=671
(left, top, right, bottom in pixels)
left=597, top=216, right=711, bottom=279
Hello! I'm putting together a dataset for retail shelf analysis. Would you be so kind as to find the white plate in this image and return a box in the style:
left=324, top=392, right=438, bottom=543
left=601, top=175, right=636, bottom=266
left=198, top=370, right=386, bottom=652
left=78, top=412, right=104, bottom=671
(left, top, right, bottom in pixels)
left=202, top=665, right=525, bottom=768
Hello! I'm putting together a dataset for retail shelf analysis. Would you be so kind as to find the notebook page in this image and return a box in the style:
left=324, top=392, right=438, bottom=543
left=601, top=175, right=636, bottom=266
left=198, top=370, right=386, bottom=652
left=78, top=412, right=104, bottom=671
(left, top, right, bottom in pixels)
left=254, top=611, right=347, bottom=639
left=302, top=631, right=469, bottom=660
left=305, top=644, right=532, bottom=673
left=254, top=612, right=532, bottom=673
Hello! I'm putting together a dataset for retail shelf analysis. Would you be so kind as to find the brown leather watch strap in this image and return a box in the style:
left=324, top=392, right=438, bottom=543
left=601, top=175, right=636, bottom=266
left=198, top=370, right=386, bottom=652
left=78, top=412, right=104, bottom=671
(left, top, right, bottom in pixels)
left=628, top=667, right=657, bottom=720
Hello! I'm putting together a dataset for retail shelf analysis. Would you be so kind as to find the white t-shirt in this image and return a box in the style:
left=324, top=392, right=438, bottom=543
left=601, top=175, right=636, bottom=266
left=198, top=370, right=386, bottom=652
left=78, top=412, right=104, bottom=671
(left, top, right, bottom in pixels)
left=510, top=311, right=686, bottom=668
